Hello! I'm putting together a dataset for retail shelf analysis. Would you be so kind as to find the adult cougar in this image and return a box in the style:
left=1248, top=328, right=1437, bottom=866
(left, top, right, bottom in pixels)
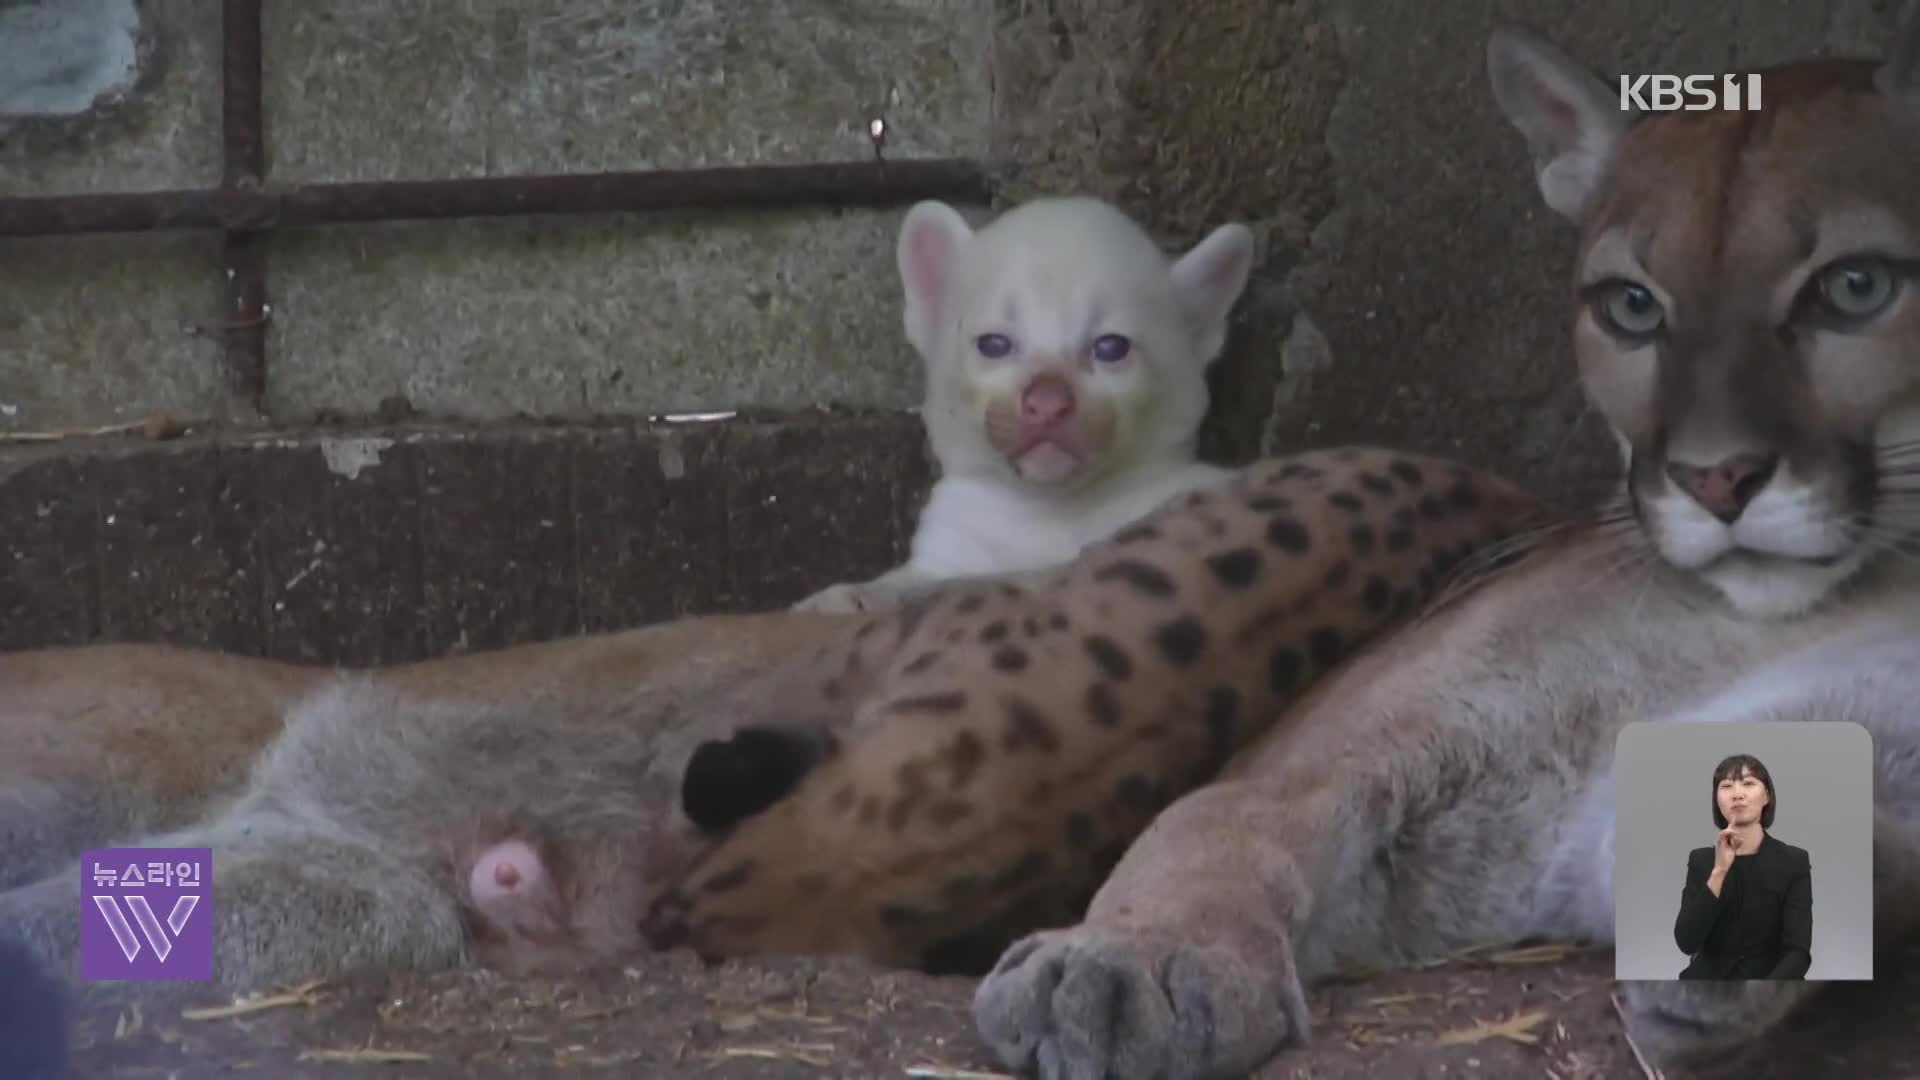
left=971, top=15, right=1920, bottom=1078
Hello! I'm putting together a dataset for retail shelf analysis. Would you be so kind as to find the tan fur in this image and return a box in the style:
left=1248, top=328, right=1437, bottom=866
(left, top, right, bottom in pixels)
left=0, top=613, right=854, bottom=892
left=0, top=645, right=323, bottom=889
left=968, top=18, right=1920, bottom=1080
left=641, top=447, right=1550, bottom=973
left=0, top=608, right=892, bottom=990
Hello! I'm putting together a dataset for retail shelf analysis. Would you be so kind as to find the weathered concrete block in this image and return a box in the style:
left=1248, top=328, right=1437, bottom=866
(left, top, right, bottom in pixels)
left=0, top=0, right=218, bottom=195
left=0, top=0, right=143, bottom=123
left=4, top=0, right=997, bottom=431
left=0, top=414, right=932, bottom=663
left=262, top=0, right=993, bottom=181
left=264, top=208, right=936, bottom=421
left=0, top=232, right=227, bottom=433
left=252, top=0, right=998, bottom=423
left=986, top=0, right=1146, bottom=208
left=0, top=446, right=95, bottom=643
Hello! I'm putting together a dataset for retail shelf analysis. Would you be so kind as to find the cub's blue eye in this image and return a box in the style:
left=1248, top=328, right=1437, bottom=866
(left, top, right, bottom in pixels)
left=1091, top=334, right=1132, bottom=363
left=975, top=334, right=1014, bottom=358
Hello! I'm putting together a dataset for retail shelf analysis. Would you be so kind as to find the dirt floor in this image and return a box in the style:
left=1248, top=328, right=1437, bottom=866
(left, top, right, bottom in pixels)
left=63, top=941, right=1917, bottom=1079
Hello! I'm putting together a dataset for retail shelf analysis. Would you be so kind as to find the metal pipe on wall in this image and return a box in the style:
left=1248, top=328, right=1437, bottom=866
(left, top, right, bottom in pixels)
left=1, top=0, right=997, bottom=424
left=0, top=160, right=995, bottom=239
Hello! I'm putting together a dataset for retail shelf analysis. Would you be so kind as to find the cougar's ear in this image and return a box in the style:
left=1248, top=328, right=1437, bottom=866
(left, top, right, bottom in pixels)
left=1170, top=222, right=1257, bottom=365
left=897, top=200, right=975, bottom=357
left=1486, top=25, right=1630, bottom=222
left=1874, top=0, right=1920, bottom=102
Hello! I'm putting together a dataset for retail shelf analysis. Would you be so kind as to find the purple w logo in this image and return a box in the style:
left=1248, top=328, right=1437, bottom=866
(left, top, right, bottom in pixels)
left=90, top=893, right=201, bottom=964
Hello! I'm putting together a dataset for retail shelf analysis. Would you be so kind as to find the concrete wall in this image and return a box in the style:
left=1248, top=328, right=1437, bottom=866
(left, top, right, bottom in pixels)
left=1, top=0, right=989, bottom=427
left=0, top=0, right=1904, bottom=661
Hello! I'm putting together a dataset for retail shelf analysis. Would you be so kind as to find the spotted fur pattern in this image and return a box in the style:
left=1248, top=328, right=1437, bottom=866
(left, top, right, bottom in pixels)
left=640, top=447, right=1550, bottom=972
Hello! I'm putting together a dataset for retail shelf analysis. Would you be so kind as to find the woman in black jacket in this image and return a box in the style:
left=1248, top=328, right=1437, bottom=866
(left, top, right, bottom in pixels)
left=1673, top=753, right=1813, bottom=979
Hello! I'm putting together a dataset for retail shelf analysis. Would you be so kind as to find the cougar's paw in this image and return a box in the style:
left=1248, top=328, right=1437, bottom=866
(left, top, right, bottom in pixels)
left=1615, top=979, right=1821, bottom=1069
left=792, top=581, right=898, bottom=615
left=973, top=925, right=1307, bottom=1080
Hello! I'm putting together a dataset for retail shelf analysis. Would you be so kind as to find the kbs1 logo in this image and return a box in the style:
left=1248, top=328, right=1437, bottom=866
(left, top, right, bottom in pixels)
left=1619, top=73, right=1763, bottom=112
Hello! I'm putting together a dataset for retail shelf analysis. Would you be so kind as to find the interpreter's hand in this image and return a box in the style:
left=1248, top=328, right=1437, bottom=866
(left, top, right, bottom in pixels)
left=1712, top=827, right=1741, bottom=877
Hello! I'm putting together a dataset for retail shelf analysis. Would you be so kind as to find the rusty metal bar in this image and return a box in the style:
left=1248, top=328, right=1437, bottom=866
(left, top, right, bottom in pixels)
left=221, top=0, right=264, bottom=183
left=0, top=159, right=995, bottom=239
left=220, top=0, right=268, bottom=419
left=1, top=1, right=997, bottom=429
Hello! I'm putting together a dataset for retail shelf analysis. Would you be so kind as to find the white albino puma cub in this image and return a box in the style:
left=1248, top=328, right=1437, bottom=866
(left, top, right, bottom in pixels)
left=795, top=196, right=1256, bottom=614
left=971, top=16, right=1920, bottom=1080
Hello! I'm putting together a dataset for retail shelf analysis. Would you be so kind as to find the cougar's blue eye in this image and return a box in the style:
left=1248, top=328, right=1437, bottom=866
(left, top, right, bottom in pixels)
left=1814, top=258, right=1897, bottom=319
left=975, top=334, right=1014, bottom=358
left=1592, top=281, right=1664, bottom=338
left=1091, top=334, right=1132, bottom=362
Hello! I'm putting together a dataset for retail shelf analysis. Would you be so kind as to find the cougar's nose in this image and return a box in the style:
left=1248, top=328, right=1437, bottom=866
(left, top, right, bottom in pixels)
left=1665, top=452, right=1779, bottom=524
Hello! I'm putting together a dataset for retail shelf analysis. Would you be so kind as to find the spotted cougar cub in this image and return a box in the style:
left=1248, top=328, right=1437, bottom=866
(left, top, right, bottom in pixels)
left=795, top=196, right=1256, bottom=614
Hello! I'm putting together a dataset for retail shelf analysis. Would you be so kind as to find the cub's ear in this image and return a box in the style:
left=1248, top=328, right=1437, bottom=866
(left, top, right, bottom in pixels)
left=1170, top=222, right=1256, bottom=364
left=1874, top=0, right=1920, bottom=102
left=897, top=200, right=975, bottom=356
left=1486, top=25, right=1629, bottom=222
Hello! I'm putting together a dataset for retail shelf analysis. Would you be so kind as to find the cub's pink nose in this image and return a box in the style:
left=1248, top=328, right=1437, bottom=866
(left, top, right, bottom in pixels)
left=1665, top=452, right=1778, bottom=523
left=1021, top=374, right=1076, bottom=427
